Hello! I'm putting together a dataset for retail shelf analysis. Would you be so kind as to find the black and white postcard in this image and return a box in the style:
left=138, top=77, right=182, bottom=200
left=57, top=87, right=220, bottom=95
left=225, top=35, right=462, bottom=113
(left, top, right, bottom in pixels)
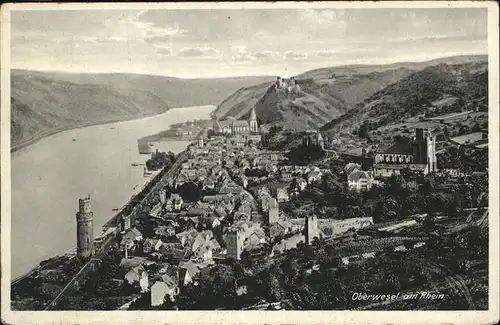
left=1, top=2, right=499, bottom=325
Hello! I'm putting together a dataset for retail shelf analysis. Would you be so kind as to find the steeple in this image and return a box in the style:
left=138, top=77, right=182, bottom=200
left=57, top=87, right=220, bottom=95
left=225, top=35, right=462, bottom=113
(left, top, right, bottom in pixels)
left=249, top=107, right=258, bottom=133
left=250, top=107, right=257, bottom=121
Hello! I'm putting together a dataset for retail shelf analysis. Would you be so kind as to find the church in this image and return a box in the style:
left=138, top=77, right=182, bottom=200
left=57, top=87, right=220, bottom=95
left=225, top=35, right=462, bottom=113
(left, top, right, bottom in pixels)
left=213, top=107, right=259, bottom=136
left=373, top=128, right=437, bottom=177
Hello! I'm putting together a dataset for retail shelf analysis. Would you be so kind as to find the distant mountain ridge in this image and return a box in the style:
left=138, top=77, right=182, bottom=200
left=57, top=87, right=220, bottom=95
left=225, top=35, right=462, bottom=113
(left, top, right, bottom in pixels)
left=213, top=55, right=487, bottom=131
left=10, top=70, right=274, bottom=151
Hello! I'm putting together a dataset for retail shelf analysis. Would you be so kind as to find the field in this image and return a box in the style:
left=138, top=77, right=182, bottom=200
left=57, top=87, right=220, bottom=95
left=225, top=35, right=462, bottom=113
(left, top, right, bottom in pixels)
left=450, top=132, right=486, bottom=145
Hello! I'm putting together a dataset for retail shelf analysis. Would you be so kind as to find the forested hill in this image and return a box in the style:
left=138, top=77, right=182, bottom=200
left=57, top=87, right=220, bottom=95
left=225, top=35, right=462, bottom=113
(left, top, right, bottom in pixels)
left=321, top=60, right=488, bottom=135
left=214, top=68, right=415, bottom=131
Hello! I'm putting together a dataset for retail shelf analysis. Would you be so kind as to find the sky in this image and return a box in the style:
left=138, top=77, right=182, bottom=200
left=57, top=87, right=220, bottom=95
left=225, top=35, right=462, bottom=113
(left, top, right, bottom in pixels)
left=10, top=7, right=488, bottom=78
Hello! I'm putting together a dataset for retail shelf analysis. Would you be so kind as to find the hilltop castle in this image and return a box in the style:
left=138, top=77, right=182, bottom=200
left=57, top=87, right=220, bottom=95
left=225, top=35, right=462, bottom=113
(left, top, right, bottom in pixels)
left=373, top=128, right=437, bottom=177
left=76, top=195, right=94, bottom=259
left=275, top=76, right=300, bottom=93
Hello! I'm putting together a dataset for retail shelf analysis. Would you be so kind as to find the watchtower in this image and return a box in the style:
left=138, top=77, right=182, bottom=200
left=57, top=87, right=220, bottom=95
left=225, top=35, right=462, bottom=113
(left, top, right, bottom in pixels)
left=76, top=195, right=94, bottom=258
left=226, top=229, right=244, bottom=260
left=305, top=215, right=319, bottom=245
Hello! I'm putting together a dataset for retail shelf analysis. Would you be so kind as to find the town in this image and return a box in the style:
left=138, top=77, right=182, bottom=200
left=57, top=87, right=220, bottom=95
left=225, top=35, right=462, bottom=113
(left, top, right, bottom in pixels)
left=11, top=100, right=489, bottom=311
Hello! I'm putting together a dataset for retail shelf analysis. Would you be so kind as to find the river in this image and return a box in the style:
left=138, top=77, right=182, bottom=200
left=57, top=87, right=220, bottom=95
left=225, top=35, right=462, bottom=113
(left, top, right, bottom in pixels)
left=11, top=105, right=215, bottom=278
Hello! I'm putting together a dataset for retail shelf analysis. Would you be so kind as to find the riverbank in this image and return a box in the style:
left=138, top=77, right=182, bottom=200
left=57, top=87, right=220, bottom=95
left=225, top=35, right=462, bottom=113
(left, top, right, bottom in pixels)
left=11, top=148, right=189, bottom=310
left=11, top=110, right=170, bottom=154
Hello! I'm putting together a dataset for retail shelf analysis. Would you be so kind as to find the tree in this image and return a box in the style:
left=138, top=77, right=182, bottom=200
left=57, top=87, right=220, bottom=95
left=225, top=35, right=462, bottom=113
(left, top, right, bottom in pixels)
left=443, top=126, right=450, bottom=137
left=374, top=197, right=400, bottom=223
left=178, top=182, right=202, bottom=202
left=422, top=213, right=436, bottom=232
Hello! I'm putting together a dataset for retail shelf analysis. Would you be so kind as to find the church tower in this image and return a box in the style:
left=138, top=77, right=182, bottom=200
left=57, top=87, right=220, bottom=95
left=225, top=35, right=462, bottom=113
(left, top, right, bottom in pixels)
left=426, top=129, right=437, bottom=173
left=76, top=195, right=94, bottom=259
left=316, top=131, right=325, bottom=150
left=249, top=107, right=258, bottom=133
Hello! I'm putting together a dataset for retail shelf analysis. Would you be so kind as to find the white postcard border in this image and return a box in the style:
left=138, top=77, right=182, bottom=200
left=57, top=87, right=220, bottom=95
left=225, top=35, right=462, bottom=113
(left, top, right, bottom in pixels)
left=1, top=1, right=499, bottom=325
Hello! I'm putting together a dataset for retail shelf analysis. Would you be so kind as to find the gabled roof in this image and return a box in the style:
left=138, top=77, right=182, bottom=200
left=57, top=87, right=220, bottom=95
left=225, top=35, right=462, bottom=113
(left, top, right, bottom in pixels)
left=374, top=163, right=427, bottom=171
left=210, top=238, right=222, bottom=250
left=269, top=197, right=278, bottom=209
left=144, top=238, right=161, bottom=247
left=348, top=170, right=372, bottom=182
left=179, top=260, right=201, bottom=276
left=161, top=274, right=178, bottom=289
left=376, top=140, right=413, bottom=155
left=232, top=120, right=250, bottom=127
left=120, top=257, right=147, bottom=269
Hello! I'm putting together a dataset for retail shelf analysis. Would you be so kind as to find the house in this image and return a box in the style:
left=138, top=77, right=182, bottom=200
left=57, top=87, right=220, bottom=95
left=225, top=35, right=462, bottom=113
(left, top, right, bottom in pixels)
left=296, top=178, right=308, bottom=191
left=394, top=245, right=407, bottom=252
left=307, top=171, right=322, bottom=184
left=175, top=174, right=188, bottom=188
left=207, top=216, right=221, bottom=228
left=276, top=188, right=289, bottom=203
left=197, top=168, right=208, bottom=180
left=165, top=193, right=183, bottom=211
left=246, top=229, right=266, bottom=249
left=344, top=163, right=362, bottom=175
left=280, top=170, right=293, bottom=181
left=192, top=242, right=213, bottom=262
left=214, top=207, right=228, bottom=220
left=151, top=275, right=180, bottom=306
left=149, top=202, right=163, bottom=219
left=341, top=252, right=376, bottom=266
left=154, top=225, right=176, bottom=239
left=202, top=177, right=216, bottom=190
left=143, top=238, right=163, bottom=254
left=347, top=170, right=375, bottom=191
left=191, top=230, right=214, bottom=252
left=210, top=238, right=222, bottom=253
left=178, top=260, right=201, bottom=286
left=187, top=207, right=209, bottom=217
left=176, top=229, right=199, bottom=248
left=124, top=265, right=149, bottom=293
left=120, top=227, right=143, bottom=248
left=119, top=256, right=147, bottom=270
left=270, top=220, right=291, bottom=238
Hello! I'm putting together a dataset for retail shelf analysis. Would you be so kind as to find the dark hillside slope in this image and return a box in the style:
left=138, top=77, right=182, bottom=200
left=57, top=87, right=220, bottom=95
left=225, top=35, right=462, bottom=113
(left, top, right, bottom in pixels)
left=321, top=61, right=488, bottom=135
left=11, top=73, right=168, bottom=150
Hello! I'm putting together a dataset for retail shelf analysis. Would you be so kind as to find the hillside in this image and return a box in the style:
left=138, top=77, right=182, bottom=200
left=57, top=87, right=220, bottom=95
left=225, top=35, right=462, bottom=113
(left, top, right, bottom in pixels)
left=214, top=68, right=415, bottom=131
left=298, top=55, right=487, bottom=80
left=321, top=61, right=488, bottom=136
left=213, top=55, right=487, bottom=131
left=10, top=70, right=274, bottom=151
left=13, top=70, right=274, bottom=109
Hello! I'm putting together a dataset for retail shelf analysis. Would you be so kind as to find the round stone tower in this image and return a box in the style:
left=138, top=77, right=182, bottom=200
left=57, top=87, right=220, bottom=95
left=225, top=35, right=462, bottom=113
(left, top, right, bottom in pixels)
left=76, top=195, right=94, bottom=259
